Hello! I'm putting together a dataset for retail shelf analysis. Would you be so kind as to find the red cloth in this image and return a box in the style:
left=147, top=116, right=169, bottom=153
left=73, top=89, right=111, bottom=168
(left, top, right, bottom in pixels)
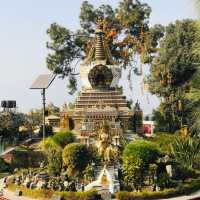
left=143, top=124, right=152, bottom=134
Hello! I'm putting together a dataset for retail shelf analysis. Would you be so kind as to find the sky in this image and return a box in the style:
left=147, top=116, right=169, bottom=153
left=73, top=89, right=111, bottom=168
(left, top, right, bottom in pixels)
left=0, top=0, right=197, bottom=114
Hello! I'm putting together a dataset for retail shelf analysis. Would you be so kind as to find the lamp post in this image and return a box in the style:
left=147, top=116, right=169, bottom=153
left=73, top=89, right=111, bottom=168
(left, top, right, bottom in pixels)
left=41, top=88, right=46, bottom=141
left=0, top=135, right=3, bottom=154
left=30, top=74, right=56, bottom=141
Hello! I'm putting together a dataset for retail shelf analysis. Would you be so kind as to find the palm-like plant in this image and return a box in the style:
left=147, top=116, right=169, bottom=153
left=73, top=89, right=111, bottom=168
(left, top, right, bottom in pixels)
left=190, top=107, right=200, bottom=135
left=171, top=137, right=200, bottom=169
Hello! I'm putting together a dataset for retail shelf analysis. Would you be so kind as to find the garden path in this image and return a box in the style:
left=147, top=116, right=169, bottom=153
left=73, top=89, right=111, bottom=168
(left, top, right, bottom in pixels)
left=1, top=189, right=36, bottom=200
left=159, top=189, right=200, bottom=200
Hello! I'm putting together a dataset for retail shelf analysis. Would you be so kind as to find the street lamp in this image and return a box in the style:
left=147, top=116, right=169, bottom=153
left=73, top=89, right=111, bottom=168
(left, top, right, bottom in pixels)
left=30, top=74, right=56, bottom=141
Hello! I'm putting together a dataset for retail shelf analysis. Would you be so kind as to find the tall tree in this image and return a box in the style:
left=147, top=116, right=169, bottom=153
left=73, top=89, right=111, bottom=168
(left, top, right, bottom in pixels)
left=148, top=19, right=200, bottom=132
left=24, top=103, right=60, bottom=133
left=46, top=0, right=164, bottom=93
left=0, top=112, right=26, bottom=139
left=189, top=0, right=200, bottom=134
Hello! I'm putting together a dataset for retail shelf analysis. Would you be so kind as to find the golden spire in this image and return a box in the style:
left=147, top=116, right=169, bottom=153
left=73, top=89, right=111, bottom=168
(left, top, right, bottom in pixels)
left=83, top=19, right=116, bottom=65
left=95, top=20, right=106, bottom=61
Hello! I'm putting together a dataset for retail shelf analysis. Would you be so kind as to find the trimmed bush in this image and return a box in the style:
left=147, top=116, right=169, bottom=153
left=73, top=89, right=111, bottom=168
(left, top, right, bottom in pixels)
left=52, top=131, right=75, bottom=148
left=122, top=140, right=162, bottom=191
left=56, top=190, right=100, bottom=200
left=62, top=143, right=92, bottom=177
left=123, top=140, right=161, bottom=164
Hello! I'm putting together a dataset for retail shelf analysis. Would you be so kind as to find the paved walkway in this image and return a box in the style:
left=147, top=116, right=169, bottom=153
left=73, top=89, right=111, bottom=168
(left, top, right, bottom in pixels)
left=160, top=190, right=200, bottom=200
left=1, top=190, right=35, bottom=200
left=0, top=197, right=9, bottom=200
left=0, top=178, right=36, bottom=200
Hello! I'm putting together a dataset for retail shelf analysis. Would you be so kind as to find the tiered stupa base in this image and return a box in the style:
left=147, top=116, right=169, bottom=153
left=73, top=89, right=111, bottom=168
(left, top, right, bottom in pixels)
left=69, top=88, right=133, bottom=145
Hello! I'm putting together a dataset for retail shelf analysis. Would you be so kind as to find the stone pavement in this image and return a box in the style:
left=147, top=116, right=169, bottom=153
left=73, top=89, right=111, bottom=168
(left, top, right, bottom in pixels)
left=1, top=189, right=36, bottom=200
left=158, top=190, right=200, bottom=200
left=0, top=197, right=9, bottom=200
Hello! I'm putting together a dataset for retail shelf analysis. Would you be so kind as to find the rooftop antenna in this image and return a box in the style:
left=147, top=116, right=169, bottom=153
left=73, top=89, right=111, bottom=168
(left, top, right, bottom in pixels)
left=30, top=74, right=56, bottom=141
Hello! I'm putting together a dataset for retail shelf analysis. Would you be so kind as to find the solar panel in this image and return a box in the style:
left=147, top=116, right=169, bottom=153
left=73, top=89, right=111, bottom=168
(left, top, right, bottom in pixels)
left=30, top=74, right=56, bottom=89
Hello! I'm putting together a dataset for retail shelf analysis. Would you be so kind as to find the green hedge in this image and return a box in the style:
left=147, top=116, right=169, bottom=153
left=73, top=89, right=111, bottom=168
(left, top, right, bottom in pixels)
left=55, top=190, right=100, bottom=200
left=52, top=131, right=75, bottom=148
left=123, top=140, right=161, bottom=164
left=8, top=184, right=99, bottom=200
left=116, top=177, right=200, bottom=200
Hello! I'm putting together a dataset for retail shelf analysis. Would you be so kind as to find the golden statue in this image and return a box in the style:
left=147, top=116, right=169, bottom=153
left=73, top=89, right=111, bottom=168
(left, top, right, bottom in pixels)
left=98, top=121, right=119, bottom=164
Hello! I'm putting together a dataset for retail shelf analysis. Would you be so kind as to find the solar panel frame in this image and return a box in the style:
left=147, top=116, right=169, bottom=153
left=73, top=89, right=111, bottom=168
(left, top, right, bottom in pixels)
left=30, top=74, right=56, bottom=89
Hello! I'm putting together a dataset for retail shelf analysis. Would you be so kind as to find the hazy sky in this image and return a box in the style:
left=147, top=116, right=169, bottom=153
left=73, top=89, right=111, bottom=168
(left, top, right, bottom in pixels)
left=0, top=0, right=197, bottom=114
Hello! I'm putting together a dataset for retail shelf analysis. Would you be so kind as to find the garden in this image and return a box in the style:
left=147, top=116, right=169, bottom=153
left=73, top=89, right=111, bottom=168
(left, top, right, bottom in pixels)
left=1, top=130, right=200, bottom=200
left=0, top=0, right=200, bottom=199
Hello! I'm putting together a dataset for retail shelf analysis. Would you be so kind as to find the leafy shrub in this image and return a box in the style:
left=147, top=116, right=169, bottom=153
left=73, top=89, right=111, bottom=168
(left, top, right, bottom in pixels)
left=122, top=140, right=161, bottom=191
left=123, top=155, right=144, bottom=190
left=173, top=165, right=197, bottom=182
left=62, top=143, right=92, bottom=177
left=41, top=137, right=62, bottom=175
left=52, top=131, right=75, bottom=148
left=149, top=133, right=178, bottom=154
left=157, top=173, right=173, bottom=189
left=123, top=140, right=161, bottom=164
left=0, top=157, right=10, bottom=172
